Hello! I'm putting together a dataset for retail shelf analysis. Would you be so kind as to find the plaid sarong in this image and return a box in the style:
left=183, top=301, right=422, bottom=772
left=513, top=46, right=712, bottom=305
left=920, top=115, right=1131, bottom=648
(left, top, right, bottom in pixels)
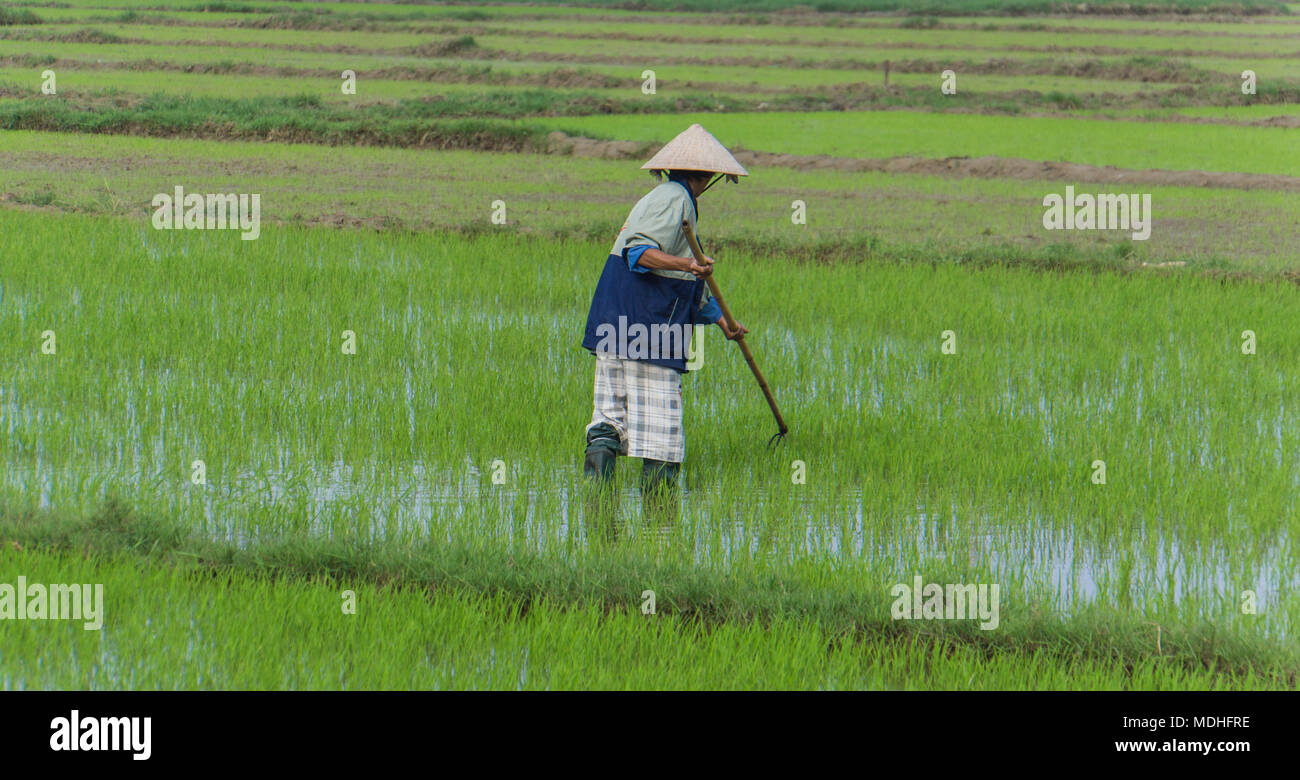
left=586, top=354, right=685, bottom=463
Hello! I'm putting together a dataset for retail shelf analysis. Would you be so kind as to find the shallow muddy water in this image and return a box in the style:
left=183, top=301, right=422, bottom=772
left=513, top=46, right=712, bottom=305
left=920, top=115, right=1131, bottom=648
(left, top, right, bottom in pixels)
left=7, top=449, right=1291, bottom=638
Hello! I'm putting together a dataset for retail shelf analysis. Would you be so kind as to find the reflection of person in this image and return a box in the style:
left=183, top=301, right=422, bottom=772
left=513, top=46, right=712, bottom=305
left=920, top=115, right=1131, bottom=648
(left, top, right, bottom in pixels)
left=579, top=124, right=749, bottom=531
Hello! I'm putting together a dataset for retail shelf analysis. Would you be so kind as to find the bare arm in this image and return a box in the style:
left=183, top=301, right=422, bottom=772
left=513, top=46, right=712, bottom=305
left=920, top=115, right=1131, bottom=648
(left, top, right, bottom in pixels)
left=634, top=247, right=745, bottom=336
left=635, top=247, right=713, bottom=278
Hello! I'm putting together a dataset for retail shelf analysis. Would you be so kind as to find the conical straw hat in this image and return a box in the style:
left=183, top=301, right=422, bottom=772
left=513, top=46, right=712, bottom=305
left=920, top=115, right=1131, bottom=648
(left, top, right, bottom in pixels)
left=640, top=123, right=748, bottom=177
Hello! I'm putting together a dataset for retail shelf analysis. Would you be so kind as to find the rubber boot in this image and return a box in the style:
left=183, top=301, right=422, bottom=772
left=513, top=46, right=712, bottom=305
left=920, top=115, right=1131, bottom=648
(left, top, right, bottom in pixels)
left=640, top=458, right=680, bottom=549
left=583, top=423, right=621, bottom=542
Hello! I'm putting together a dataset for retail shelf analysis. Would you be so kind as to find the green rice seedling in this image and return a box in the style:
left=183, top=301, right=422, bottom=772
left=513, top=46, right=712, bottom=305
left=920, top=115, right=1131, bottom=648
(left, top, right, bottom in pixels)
left=2, top=130, right=1295, bottom=268
left=3, top=210, right=1300, bottom=663
left=536, top=111, right=1300, bottom=177
left=0, top=549, right=1155, bottom=689
left=4, top=0, right=1298, bottom=691
left=0, top=522, right=1292, bottom=689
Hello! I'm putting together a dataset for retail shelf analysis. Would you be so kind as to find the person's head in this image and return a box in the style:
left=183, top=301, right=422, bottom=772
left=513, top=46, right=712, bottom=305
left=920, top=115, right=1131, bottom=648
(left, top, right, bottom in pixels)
left=665, top=170, right=715, bottom=197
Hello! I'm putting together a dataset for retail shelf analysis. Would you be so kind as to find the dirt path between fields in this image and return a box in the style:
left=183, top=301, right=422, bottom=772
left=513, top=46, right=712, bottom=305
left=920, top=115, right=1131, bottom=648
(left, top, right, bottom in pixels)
left=43, top=9, right=1300, bottom=39
left=2, top=51, right=1238, bottom=87
left=6, top=28, right=1290, bottom=65
left=548, top=131, right=1300, bottom=192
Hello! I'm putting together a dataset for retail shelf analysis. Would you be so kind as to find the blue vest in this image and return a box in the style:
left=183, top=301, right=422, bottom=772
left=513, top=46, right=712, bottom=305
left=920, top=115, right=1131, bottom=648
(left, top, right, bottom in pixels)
left=582, top=180, right=707, bottom=373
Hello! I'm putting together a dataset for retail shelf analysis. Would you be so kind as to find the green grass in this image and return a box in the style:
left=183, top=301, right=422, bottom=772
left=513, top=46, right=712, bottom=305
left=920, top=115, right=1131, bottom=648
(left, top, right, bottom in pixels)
left=468, top=26, right=1295, bottom=59
left=454, top=14, right=1300, bottom=41
left=33, top=0, right=620, bottom=20
left=483, top=0, right=1291, bottom=12
left=537, top=110, right=1300, bottom=177
left=461, top=30, right=1269, bottom=65
left=24, top=15, right=1289, bottom=63
left=3, top=211, right=1299, bottom=641
left=2, top=210, right=1299, bottom=687
left=0, top=68, right=621, bottom=102
left=0, top=9, right=42, bottom=26
left=0, top=92, right=577, bottom=148
left=7, top=0, right=1297, bottom=125
left=30, top=2, right=1300, bottom=35
left=0, top=504, right=1290, bottom=689
left=0, top=33, right=1232, bottom=81
left=4, top=0, right=1299, bottom=691
left=0, top=63, right=1198, bottom=103
left=1113, top=104, right=1300, bottom=120
left=27, top=0, right=1290, bottom=15
left=0, top=21, right=434, bottom=50
left=2, top=129, right=1295, bottom=268
left=7, top=543, right=1275, bottom=690
left=16, top=34, right=1300, bottom=88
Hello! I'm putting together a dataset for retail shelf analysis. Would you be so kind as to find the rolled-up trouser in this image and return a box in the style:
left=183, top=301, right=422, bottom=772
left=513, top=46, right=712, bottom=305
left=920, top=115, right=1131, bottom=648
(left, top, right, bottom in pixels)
left=585, top=354, right=685, bottom=464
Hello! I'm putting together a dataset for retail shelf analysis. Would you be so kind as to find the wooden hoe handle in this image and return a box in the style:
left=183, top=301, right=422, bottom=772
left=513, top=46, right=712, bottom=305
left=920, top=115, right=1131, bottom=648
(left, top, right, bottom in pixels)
left=680, top=220, right=789, bottom=440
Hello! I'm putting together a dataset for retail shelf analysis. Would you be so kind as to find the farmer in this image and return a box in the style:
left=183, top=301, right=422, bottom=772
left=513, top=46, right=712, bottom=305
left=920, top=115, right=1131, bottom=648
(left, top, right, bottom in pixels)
left=580, top=123, right=749, bottom=532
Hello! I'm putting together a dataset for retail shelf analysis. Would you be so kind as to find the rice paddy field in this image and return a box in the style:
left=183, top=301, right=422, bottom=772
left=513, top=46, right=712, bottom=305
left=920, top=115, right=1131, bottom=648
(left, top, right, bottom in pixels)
left=1, top=0, right=1299, bottom=692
